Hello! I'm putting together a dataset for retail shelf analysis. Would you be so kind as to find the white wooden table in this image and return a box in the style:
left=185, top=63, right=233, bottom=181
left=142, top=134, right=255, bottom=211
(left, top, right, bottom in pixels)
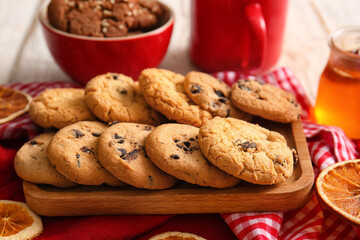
left=1, top=0, right=360, bottom=105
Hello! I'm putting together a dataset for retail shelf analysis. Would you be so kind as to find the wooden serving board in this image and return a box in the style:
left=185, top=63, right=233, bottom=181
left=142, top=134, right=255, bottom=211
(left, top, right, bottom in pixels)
left=23, top=119, right=314, bottom=216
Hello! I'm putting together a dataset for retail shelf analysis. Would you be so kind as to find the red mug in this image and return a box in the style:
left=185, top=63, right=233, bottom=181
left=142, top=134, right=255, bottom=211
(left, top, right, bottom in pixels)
left=190, top=0, right=288, bottom=74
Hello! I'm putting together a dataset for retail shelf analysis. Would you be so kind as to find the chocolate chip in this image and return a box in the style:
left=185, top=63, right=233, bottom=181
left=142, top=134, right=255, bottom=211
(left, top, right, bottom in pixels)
left=218, top=97, right=228, bottom=104
left=113, top=75, right=118, bottom=80
left=114, top=133, right=124, bottom=139
left=136, top=125, right=140, bottom=128
left=214, top=90, right=225, bottom=98
left=238, top=141, right=257, bottom=152
left=290, top=99, right=299, bottom=107
left=118, top=148, right=127, bottom=158
left=237, top=81, right=252, bottom=92
left=176, top=144, right=183, bottom=149
left=109, top=121, right=119, bottom=127
left=226, top=109, right=230, bottom=118
left=196, top=136, right=198, bottom=139
left=92, top=133, right=101, bottom=137
left=122, top=149, right=138, bottom=161
left=190, top=84, right=201, bottom=94
left=212, top=102, right=220, bottom=110
left=76, top=153, right=80, bottom=168
left=119, top=89, right=127, bottom=94
left=189, top=138, right=195, bottom=141
left=173, top=139, right=180, bottom=143
left=183, top=141, right=191, bottom=148
left=170, top=154, right=180, bottom=159
left=72, top=129, right=84, bottom=138
left=80, top=146, right=94, bottom=154
left=29, top=140, right=37, bottom=145
left=143, top=126, right=152, bottom=131
left=117, top=139, right=125, bottom=144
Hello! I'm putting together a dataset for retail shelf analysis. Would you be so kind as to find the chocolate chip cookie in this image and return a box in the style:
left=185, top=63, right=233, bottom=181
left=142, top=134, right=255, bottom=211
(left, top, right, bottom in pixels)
left=47, top=0, right=164, bottom=37
left=29, top=88, right=96, bottom=129
left=138, top=69, right=213, bottom=127
left=14, top=132, right=76, bottom=188
left=47, top=121, right=125, bottom=186
left=84, top=73, right=165, bottom=125
left=199, top=117, right=294, bottom=185
left=231, top=79, right=302, bottom=123
left=98, top=122, right=177, bottom=189
left=184, top=71, right=252, bottom=121
left=145, top=123, right=241, bottom=188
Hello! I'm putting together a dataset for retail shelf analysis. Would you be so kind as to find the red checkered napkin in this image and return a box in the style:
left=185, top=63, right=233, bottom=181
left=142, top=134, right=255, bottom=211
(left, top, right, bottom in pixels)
left=1, top=67, right=359, bottom=240
left=214, top=67, right=360, bottom=240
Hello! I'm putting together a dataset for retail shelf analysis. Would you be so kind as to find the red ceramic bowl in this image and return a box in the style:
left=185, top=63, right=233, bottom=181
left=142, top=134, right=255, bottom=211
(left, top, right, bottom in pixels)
left=39, top=2, right=174, bottom=85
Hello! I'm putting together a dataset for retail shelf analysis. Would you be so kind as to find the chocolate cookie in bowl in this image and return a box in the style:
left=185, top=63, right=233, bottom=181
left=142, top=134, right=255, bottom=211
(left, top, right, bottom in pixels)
left=40, top=0, right=174, bottom=84
left=184, top=71, right=252, bottom=121
left=231, top=78, right=302, bottom=123
left=47, top=0, right=165, bottom=37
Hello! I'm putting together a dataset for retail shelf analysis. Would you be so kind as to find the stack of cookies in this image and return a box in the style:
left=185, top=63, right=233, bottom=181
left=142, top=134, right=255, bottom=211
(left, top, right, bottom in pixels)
left=14, top=69, right=302, bottom=189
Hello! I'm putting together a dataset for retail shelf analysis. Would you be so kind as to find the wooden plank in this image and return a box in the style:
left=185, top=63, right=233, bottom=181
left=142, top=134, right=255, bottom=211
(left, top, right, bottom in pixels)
left=23, top=119, right=314, bottom=216
left=0, top=0, right=42, bottom=84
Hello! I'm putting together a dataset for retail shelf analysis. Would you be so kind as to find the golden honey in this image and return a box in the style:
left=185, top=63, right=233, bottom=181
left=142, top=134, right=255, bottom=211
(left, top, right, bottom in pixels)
left=314, top=27, right=360, bottom=139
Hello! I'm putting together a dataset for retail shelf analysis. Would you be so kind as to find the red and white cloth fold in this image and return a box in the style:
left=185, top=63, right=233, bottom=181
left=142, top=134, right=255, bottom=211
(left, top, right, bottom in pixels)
left=0, top=67, right=359, bottom=240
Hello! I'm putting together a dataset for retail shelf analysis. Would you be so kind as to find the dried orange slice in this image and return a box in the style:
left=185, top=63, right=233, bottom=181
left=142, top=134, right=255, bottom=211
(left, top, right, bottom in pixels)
left=0, top=86, right=32, bottom=124
left=149, top=231, right=206, bottom=240
left=0, top=200, right=43, bottom=240
left=315, top=159, right=360, bottom=228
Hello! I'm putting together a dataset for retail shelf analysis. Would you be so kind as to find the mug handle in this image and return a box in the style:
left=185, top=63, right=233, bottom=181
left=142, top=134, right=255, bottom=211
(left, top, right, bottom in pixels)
left=244, top=2, right=267, bottom=72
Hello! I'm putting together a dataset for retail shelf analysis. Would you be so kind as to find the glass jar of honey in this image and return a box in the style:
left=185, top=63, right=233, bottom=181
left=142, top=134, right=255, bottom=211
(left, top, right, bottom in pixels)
left=314, top=27, right=360, bottom=139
